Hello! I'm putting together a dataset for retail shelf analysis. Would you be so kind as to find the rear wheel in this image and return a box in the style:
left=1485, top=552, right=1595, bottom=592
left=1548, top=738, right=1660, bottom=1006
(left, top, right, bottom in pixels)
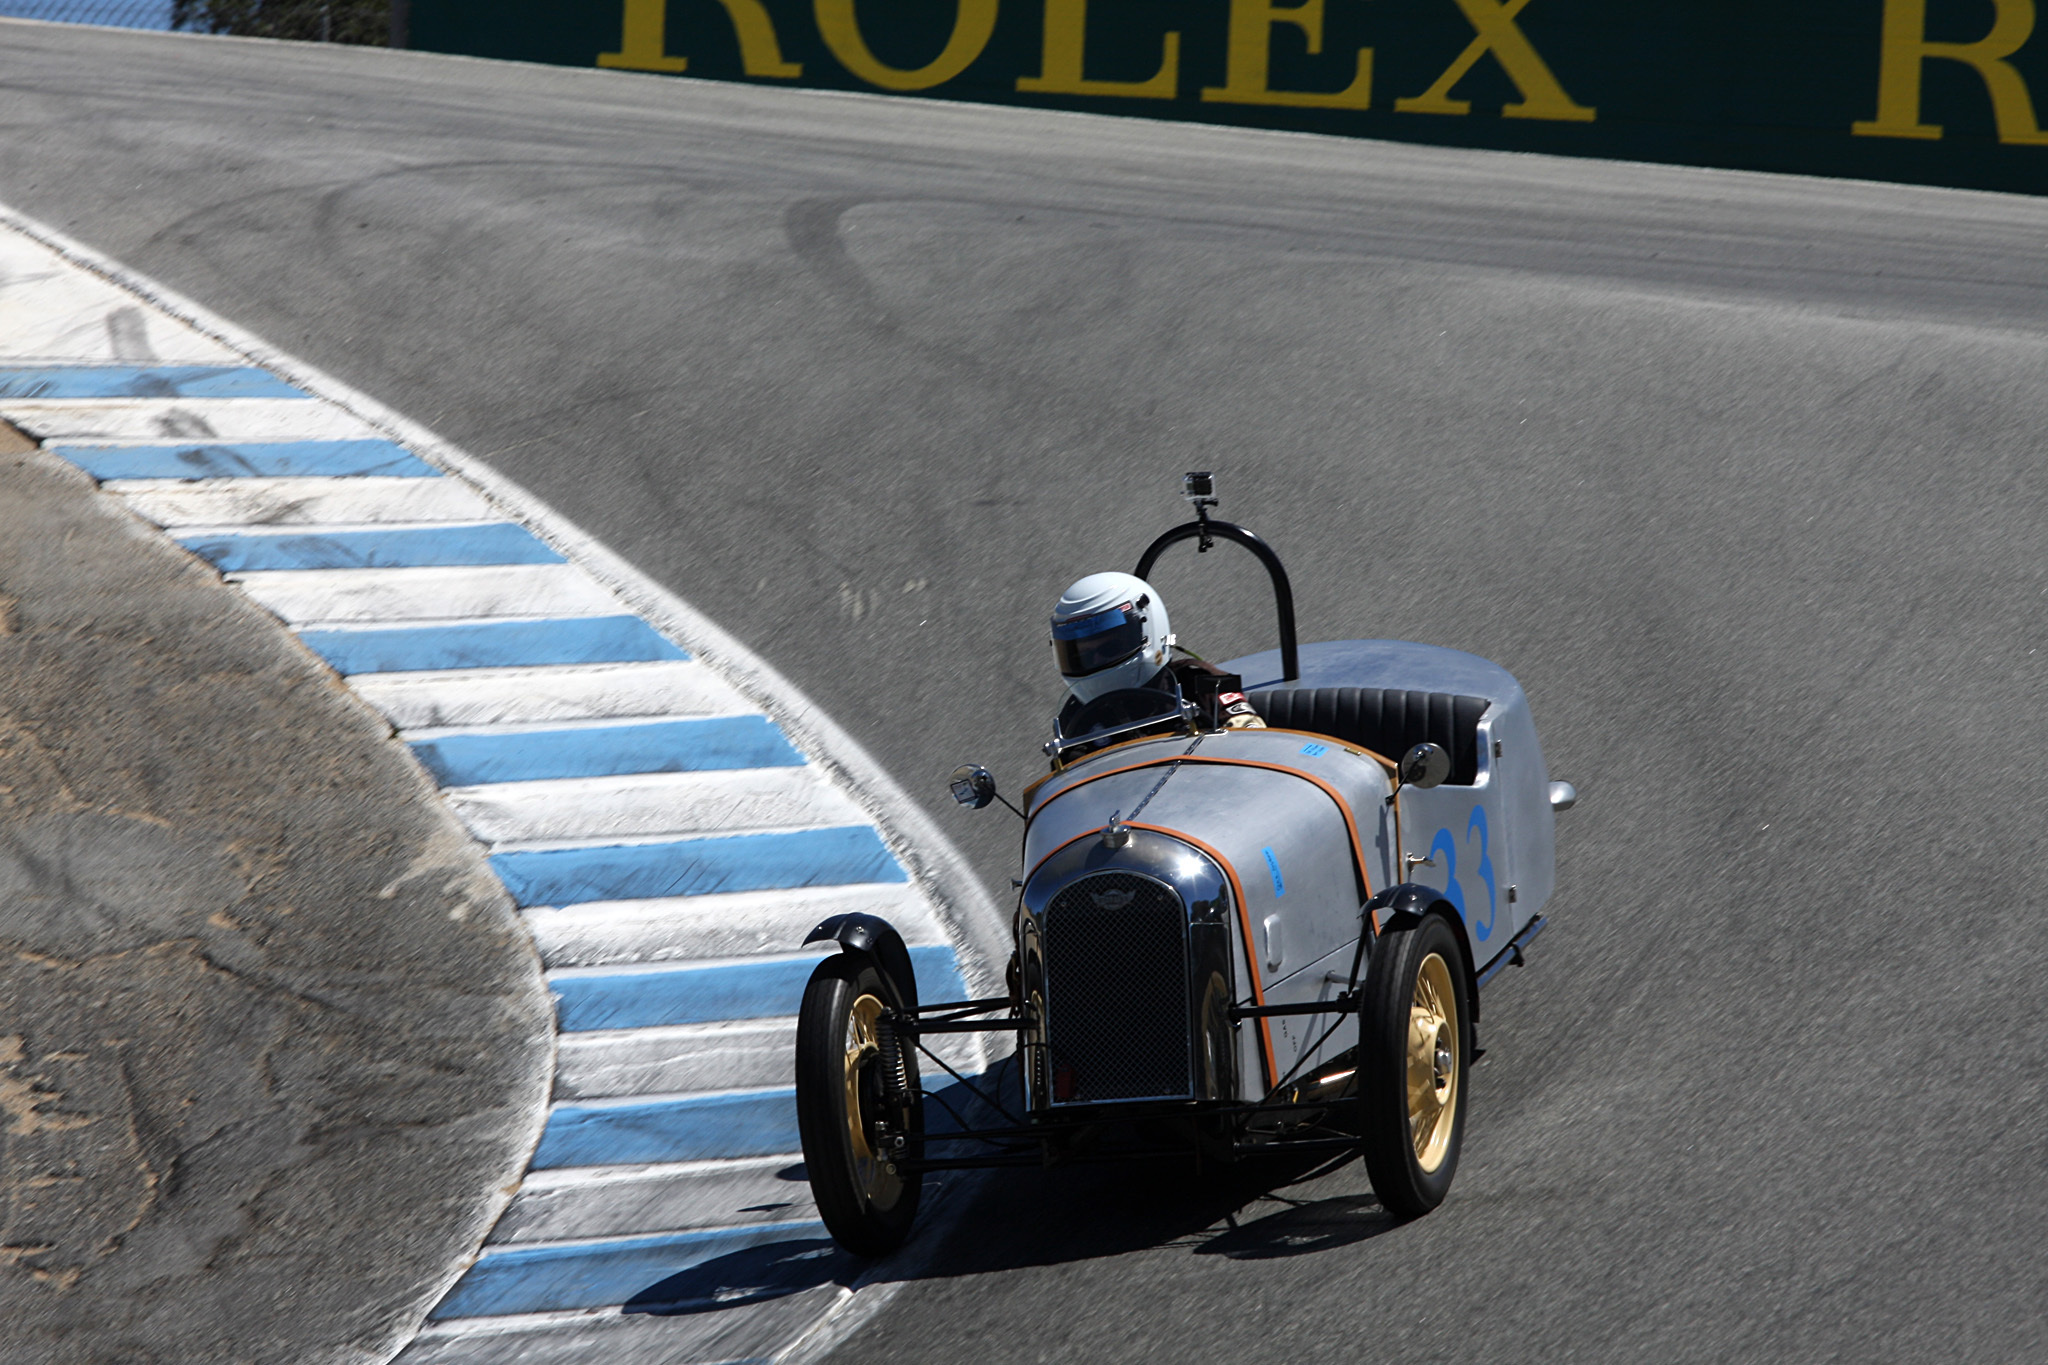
left=794, top=952, right=923, bottom=1255
left=1357, top=912, right=1470, bottom=1216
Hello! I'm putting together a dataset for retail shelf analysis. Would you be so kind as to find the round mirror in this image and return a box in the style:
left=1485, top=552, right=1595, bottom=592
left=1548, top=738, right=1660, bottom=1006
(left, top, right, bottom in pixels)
left=949, top=763, right=998, bottom=809
left=1399, top=742, right=1451, bottom=789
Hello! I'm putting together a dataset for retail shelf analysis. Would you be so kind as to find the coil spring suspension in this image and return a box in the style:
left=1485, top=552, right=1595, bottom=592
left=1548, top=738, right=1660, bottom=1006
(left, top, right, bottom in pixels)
left=877, top=1017, right=907, bottom=1106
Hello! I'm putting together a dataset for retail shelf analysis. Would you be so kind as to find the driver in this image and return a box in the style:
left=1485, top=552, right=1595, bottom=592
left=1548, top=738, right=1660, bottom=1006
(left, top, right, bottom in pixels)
left=1050, top=572, right=1264, bottom=734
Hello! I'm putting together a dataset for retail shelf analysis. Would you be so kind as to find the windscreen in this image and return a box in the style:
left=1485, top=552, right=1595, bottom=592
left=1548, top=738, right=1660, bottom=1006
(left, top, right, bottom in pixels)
left=1063, top=686, right=1186, bottom=740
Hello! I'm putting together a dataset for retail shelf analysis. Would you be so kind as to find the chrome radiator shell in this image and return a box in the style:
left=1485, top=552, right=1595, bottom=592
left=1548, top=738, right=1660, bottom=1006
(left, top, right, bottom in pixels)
left=1018, top=828, right=1237, bottom=1111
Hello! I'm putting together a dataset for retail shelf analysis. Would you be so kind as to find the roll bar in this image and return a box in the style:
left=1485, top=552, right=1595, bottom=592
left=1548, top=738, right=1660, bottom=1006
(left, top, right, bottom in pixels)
left=1134, top=501, right=1300, bottom=683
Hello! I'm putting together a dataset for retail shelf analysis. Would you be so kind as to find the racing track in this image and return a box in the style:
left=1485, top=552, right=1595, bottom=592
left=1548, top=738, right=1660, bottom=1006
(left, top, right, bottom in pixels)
left=4, top=21, right=2048, bottom=1364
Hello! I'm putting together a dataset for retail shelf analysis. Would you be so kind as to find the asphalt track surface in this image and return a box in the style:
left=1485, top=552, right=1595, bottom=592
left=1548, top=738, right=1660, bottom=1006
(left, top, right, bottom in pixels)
left=4, top=21, right=2047, bottom=1363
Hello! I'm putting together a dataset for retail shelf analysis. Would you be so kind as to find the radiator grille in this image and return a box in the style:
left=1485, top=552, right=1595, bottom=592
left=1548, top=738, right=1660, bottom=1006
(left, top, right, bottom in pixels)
left=1042, top=872, right=1191, bottom=1103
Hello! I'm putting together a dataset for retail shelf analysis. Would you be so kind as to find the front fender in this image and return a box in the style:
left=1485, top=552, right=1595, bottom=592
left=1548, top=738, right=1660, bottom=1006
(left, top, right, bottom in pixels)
left=803, top=912, right=920, bottom=1011
left=1364, top=882, right=1479, bottom=1021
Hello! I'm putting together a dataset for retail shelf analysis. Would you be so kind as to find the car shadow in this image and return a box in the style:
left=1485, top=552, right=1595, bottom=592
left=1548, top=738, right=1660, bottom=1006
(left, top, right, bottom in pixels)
left=622, top=1237, right=859, bottom=1316
left=1189, top=1189, right=1402, bottom=1259
left=611, top=1065, right=1405, bottom=1315
left=896, top=1142, right=1404, bottom=1275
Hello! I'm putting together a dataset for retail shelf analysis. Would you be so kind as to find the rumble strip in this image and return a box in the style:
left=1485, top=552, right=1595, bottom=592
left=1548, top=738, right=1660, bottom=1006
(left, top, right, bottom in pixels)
left=0, top=206, right=995, bottom=1364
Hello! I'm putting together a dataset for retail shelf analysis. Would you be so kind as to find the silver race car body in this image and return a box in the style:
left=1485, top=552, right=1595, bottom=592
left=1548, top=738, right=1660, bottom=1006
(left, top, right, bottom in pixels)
left=793, top=480, right=1574, bottom=1253
left=1016, top=639, right=1557, bottom=1115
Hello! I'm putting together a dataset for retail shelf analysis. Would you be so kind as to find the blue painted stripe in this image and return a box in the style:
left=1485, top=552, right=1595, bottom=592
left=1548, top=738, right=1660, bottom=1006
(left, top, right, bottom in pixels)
left=49, top=440, right=438, bottom=480
left=413, top=715, right=803, bottom=787
left=300, top=616, right=687, bottom=675
left=550, top=944, right=965, bottom=1032
left=534, top=1089, right=799, bottom=1169
left=177, top=522, right=561, bottom=572
left=0, top=364, right=308, bottom=399
left=491, top=826, right=906, bottom=908
left=431, top=1219, right=825, bottom=1319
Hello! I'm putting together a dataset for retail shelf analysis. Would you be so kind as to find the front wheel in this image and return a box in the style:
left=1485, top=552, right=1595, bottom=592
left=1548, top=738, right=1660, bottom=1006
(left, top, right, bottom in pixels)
left=794, top=952, right=923, bottom=1255
left=1357, top=912, right=1470, bottom=1216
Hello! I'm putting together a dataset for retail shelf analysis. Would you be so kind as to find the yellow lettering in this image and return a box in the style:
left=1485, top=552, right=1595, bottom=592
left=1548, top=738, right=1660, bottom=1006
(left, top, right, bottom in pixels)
left=1201, top=0, right=1372, bottom=109
left=1853, top=0, right=2048, bottom=142
left=1394, top=0, right=1594, bottom=121
left=1017, top=0, right=1180, bottom=100
left=816, top=0, right=998, bottom=90
left=598, top=0, right=687, bottom=71
left=598, top=0, right=801, bottom=78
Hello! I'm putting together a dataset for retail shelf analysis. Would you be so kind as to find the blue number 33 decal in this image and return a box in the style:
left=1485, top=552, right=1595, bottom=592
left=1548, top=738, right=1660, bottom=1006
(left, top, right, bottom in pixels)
left=1427, top=807, right=1499, bottom=942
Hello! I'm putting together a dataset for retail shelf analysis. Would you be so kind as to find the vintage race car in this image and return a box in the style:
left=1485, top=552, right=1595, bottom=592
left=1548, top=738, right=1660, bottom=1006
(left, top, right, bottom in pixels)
left=793, top=476, right=1576, bottom=1254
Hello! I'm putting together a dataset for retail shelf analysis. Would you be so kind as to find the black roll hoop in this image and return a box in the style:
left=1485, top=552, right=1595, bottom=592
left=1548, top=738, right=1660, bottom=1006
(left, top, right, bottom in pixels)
left=1134, top=514, right=1300, bottom=683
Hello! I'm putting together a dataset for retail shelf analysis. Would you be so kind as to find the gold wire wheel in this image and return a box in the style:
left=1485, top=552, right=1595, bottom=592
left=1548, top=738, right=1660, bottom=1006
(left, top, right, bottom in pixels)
left=1406, top=951, right=1460, bottom=1173
left=842, top=993, right=903, bottom=1204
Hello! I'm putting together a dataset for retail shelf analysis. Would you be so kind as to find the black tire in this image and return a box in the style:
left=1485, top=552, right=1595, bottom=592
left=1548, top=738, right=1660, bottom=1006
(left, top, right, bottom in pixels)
left=794, top=952, right=923, bottom=1255
left=1357, top=912, right=1471, bottom=1216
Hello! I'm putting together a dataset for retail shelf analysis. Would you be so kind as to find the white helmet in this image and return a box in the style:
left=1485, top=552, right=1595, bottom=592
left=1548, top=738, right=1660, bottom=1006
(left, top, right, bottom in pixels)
left=1051, top=572, right=1172, bottom=704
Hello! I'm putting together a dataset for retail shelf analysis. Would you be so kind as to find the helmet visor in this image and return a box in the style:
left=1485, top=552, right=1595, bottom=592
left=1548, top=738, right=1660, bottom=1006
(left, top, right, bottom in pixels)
left=1052, top=604, right=1146, bottom=678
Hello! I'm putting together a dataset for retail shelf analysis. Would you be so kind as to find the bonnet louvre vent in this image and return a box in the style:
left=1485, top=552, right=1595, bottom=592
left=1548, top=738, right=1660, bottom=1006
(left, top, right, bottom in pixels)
left=1042, top=872, right=1191, bottom=1103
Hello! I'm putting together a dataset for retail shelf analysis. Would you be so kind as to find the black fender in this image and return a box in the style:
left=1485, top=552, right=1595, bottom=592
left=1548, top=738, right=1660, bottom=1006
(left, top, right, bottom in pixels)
left=803, top=912, right=920, bottom=1012
left=1363, top=883, right=1481, bottom=1023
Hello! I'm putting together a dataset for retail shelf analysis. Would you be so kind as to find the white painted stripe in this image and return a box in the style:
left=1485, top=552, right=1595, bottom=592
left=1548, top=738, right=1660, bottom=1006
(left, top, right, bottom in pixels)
left=554, top=1018, right=798, bottom=1101
left=0, top=394, right=368, bottom=444
left=399, top=1289, right=856, bottom=1365
left=483, top=827, right=862, bottom=856
left=0, top=231, right=242, bottom=364
left=399, top=710, right=767, bottom=743
left=522, top=883, right=943, bottom=968
left=492, top=1154, right=811, bottom=1243
left=540, top=1082, right=790, bottom=1113
left=404, top=1307, right=635, bottom=1343
left=443, top=768, right=865, bottom=847
left=515, top=1153, right=793, bottom=1189
left=110, top=475, right=495, bottom=527
left=554, top=1016, right=980, bottom=1102
left=232, top=563, right=622, bottom=626
left=546, top=952, right=830, bottom=987
left=354, top=661, right=755, bottom=731
left=0, top=396, right=376, bottom=442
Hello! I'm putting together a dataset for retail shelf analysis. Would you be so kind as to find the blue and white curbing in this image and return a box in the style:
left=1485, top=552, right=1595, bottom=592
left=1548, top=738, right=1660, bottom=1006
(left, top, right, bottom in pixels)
left=0, top=206, right=1003, bottom=1363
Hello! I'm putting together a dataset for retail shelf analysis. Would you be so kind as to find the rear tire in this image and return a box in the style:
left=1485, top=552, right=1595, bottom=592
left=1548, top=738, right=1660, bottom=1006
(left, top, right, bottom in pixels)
left=1357, top=912, right=1470, bottom=1216
left=794, top=952, right=923, bottom=1255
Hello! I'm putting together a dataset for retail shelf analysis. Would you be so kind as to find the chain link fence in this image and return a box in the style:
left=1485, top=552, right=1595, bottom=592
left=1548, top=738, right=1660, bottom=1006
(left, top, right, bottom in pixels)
left=0, top=0, right=394, bottom=42
left=0, top=0, right=172, bottom=27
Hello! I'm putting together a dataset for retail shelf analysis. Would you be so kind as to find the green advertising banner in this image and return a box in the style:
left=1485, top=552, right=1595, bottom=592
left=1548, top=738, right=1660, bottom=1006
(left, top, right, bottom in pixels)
left=413, top=0, right=2048, bottom=196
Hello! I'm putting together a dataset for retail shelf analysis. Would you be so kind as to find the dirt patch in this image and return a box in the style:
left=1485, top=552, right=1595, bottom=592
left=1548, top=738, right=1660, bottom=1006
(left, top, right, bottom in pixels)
left=0, top=440, right=550, bottom=1364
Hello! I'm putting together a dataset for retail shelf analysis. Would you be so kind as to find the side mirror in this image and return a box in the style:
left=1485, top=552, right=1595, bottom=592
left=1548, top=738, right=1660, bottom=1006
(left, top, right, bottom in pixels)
left=1399, top=742, right=1451, bottom=789
left=1548, top=780, right=1577, bottom=812
left=949, top=764, right=998, bottom=809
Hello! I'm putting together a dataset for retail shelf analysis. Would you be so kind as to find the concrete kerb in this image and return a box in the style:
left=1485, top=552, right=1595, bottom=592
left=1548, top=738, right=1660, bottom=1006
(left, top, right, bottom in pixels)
left=0, top=199, right=1011, bottom=995
left=0, top=196, right=1008, bottom=1357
